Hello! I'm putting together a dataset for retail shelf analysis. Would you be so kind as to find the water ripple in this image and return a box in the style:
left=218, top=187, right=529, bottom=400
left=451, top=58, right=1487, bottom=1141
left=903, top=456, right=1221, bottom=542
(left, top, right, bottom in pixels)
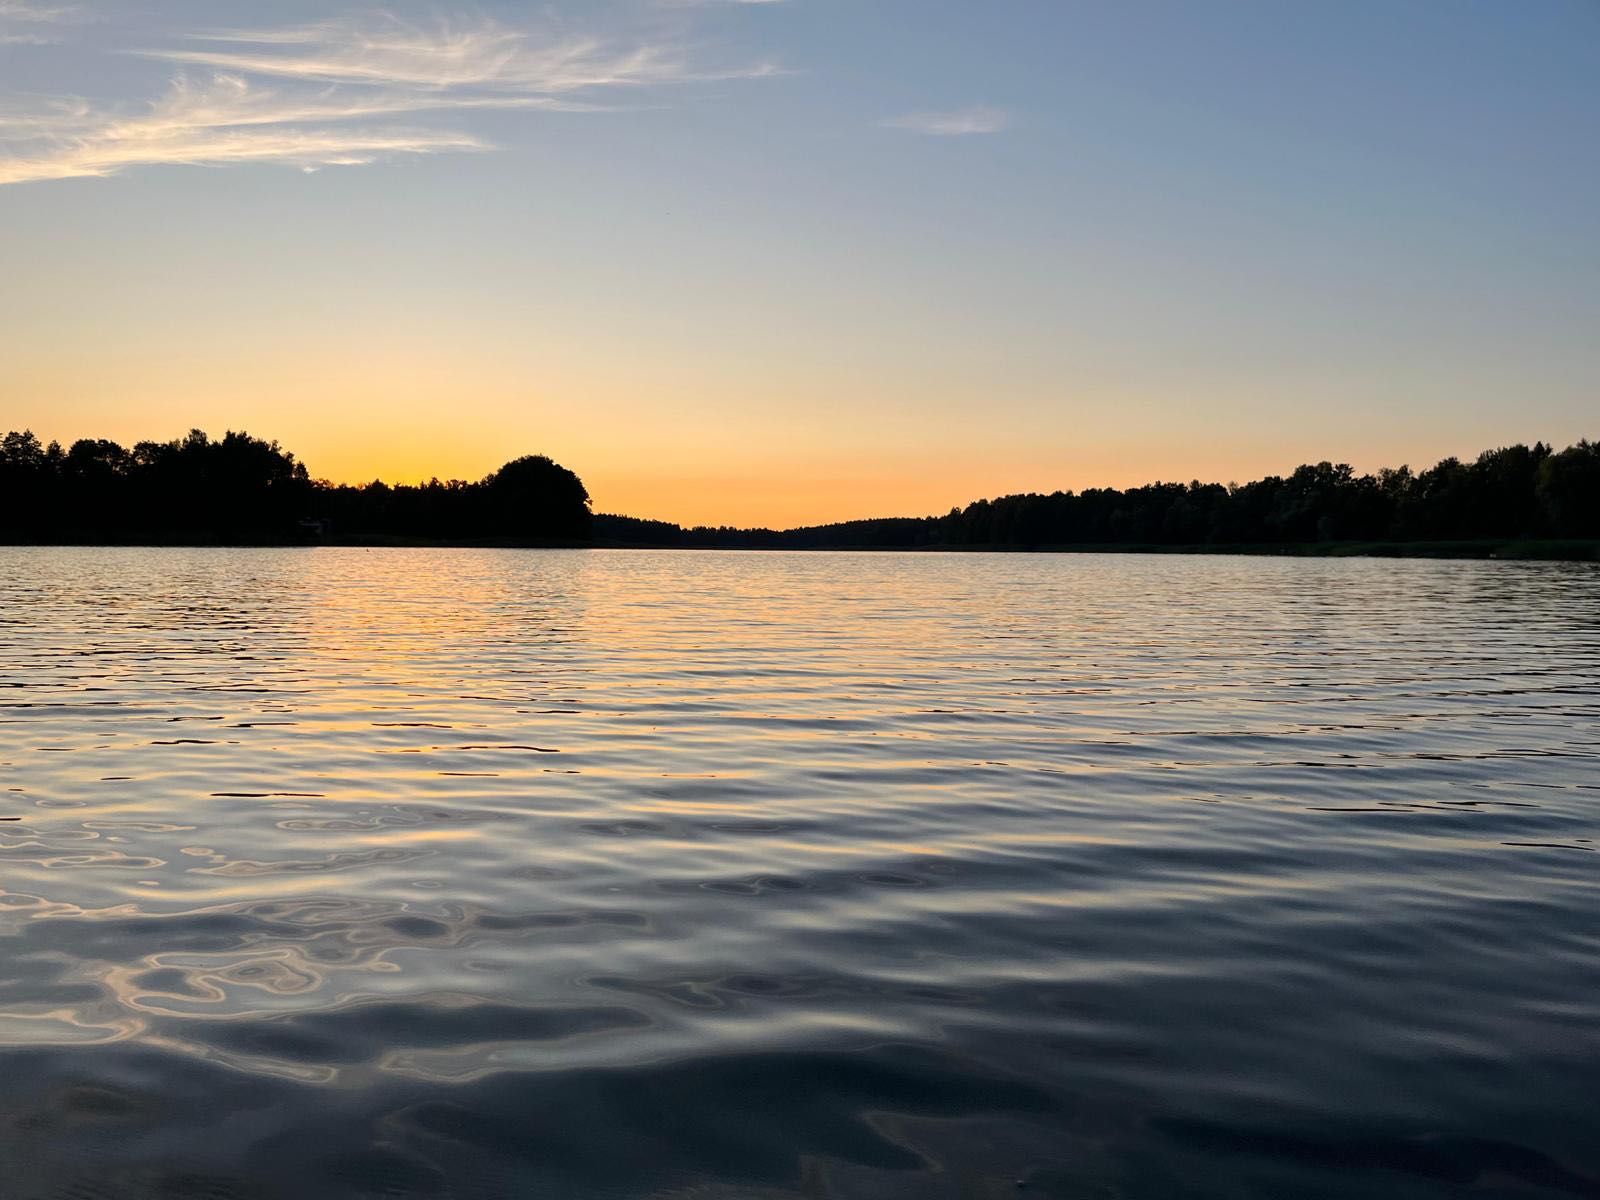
left=0, top=547, right=1596, bottom=1198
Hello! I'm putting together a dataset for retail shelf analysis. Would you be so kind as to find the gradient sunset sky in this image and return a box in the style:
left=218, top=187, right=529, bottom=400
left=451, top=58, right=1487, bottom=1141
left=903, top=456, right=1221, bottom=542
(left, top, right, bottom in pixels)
left=2, top=0, right=1596, bottom=527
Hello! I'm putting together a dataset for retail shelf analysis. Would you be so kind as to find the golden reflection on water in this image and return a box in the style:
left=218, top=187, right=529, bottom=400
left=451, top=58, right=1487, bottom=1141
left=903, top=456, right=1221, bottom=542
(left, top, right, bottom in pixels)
left=0, top=549, right=1597, bottom=1197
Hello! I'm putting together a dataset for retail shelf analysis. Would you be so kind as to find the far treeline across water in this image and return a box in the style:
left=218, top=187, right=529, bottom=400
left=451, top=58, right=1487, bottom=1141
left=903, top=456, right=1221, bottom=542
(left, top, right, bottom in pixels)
left=1, top=428, right=1596, bottom=557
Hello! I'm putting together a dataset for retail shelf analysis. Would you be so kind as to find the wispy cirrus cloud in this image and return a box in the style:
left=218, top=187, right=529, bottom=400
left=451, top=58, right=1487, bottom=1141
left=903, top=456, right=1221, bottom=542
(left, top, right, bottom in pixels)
left=0, top=0, right=77, bottom=44
left=655, top=0, right=786, bottom=8
left=0, top=74, right=495, bottom=185
left=883, top=105, right=1011, bottom=137
left=0, top=0, right=74, bottom=20
left=141, top=15, right=781, bottom=92
left=0, top=12, right=778, bottom=186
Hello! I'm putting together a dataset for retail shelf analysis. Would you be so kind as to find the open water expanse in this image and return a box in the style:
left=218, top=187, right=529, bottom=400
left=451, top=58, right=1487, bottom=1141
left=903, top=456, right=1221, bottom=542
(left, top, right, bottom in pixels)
left=0, top=547, right=1597, bottom=1199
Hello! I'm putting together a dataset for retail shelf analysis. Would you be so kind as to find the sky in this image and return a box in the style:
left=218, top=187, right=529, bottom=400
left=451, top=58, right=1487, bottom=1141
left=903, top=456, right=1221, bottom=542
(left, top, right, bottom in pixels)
left=1, top=0, right=1596, bottom=528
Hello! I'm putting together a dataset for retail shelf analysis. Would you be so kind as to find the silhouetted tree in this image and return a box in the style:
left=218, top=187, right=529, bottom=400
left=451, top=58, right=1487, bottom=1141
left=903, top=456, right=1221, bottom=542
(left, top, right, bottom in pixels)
left=1536, top=441, right=1600, bottom=537
left=2, top=428, right=1595, bottom=551
left=483, top=455, right=592, bottom=540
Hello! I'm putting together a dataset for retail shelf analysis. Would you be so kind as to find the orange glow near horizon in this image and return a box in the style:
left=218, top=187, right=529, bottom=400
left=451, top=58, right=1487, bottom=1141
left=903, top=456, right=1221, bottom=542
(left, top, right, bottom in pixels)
left=5, top=230, right=1592, bottom=531
left=239, top=435, right=1542, bottom=530
left=3, top=393, right=1577, bottom=531
left=4, top=334, right=1586, bottom=530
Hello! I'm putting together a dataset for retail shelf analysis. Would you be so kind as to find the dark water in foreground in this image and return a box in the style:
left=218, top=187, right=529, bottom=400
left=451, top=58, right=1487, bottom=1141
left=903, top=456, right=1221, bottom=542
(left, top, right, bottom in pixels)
left=1, top=549, right=1597, bottom=1199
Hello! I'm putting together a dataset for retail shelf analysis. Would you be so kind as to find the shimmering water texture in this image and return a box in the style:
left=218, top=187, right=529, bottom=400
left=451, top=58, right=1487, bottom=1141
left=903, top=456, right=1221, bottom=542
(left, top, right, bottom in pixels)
left=1, top=549, right=1597, bottom=1199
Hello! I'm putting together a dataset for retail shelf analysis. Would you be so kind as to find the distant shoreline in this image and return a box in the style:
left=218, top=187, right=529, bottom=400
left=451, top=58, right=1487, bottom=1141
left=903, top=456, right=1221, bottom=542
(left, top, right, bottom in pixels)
left=4, top=429, right=1596, bottom=553
left=3, top=538, right=1596, bottom=561
left=599, top=538, right=1600, bottom=560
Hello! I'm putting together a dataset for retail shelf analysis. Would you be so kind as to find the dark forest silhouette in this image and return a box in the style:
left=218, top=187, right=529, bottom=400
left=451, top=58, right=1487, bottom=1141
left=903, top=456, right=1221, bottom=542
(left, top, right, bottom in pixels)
left=2, top=428, right=1596, bottom=554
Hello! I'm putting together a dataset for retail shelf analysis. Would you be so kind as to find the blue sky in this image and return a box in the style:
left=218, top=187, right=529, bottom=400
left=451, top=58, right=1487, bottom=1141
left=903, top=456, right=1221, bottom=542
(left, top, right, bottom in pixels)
left=2, top=0, right=1596, bottom=525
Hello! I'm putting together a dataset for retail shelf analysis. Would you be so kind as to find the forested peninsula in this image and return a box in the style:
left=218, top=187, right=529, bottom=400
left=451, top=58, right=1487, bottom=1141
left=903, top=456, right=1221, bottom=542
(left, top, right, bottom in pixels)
left=2, top=429, right=1596, bottom=558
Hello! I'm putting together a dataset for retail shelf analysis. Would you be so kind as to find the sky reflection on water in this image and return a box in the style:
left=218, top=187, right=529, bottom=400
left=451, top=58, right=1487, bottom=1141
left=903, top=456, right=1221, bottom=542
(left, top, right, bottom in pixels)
left=0, top=548, right=1597, bottom=1199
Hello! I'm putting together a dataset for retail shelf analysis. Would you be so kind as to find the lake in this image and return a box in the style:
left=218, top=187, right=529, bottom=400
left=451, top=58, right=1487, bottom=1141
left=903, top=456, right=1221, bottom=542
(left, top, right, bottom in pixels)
left=1, top=547, right=1596, bottom=1199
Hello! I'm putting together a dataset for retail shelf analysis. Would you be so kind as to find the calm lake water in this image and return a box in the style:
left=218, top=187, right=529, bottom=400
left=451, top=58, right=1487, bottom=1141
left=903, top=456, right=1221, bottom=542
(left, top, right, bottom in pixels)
left=1, top=548, right=1597, bottom=1199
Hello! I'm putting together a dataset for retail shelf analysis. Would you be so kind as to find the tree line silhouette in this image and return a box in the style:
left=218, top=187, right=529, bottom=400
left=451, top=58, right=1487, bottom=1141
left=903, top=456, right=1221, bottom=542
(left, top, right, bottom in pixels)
left=2, top=427, right=1595, bottom=552
left=0, top=429, right=588, bottom=544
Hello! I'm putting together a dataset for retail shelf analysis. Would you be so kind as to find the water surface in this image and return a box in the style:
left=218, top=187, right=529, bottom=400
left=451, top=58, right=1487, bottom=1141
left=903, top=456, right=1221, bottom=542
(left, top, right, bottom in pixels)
left=1, top=548, right=1597, bottom=1198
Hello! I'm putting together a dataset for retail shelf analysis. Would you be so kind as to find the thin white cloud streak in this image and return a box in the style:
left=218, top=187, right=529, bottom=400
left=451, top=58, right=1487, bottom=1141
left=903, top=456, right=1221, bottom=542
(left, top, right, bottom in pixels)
left=0, top=12, right=777, bottom=185
left=883, top=105, right=1011, bottom=136
left=0, top=1, right=74, bottom=19
left=0, top=0, right=76, bottom=43
left=0, top=75, right=494, bottom=185
left=655, top=1, right=785, bottom=8
left=14, top=72, right=601, bottom=136
left=142, top=16, right=780, bottom=92
left=0, top=124, right=486, bottom=185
